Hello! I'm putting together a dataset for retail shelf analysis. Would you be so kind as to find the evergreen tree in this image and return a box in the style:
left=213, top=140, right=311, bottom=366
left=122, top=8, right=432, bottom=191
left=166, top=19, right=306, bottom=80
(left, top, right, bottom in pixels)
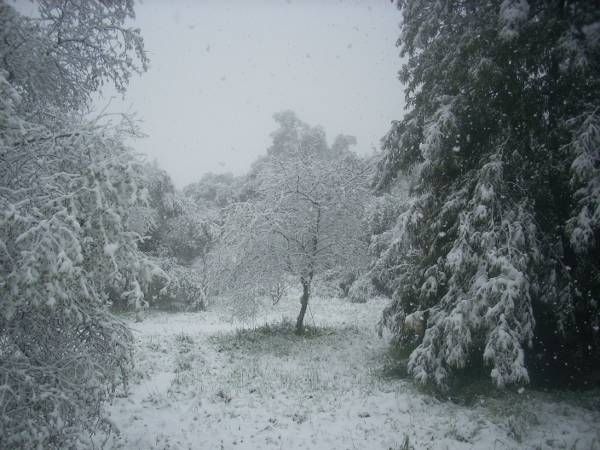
left=377, top=0, right=600, bottom=389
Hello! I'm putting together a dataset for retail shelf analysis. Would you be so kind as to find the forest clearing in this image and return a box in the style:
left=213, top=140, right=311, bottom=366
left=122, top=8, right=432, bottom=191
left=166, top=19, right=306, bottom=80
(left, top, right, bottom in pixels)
left=106, top=295, right=599, bottom=450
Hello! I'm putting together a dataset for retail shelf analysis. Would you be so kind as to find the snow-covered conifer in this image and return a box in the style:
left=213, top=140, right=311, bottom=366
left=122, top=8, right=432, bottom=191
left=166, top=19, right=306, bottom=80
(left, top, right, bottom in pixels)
left=377, top=0, right=600, bottom=389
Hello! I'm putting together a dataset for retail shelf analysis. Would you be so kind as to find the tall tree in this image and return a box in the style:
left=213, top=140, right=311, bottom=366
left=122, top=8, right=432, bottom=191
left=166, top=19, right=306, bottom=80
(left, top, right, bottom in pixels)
left=217, top=113, right=371, bottom=333
left=0, top=1, right=149, bottom=447
left=377, top=0, right=600, bottom=389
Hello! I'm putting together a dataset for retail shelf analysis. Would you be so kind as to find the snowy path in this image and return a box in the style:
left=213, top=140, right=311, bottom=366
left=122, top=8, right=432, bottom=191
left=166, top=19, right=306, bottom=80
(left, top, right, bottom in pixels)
left=106, top=296, right=600, bottom=450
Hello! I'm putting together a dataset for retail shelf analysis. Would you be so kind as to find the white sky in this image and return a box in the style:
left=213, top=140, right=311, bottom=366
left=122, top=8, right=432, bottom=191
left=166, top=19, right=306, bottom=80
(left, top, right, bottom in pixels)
left=96, top=0, right=405, bottom=187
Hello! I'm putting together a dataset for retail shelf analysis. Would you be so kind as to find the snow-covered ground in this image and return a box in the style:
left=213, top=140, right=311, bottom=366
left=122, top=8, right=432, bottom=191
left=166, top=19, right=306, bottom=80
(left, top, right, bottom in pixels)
left=105, top=295, right=600, bottom=450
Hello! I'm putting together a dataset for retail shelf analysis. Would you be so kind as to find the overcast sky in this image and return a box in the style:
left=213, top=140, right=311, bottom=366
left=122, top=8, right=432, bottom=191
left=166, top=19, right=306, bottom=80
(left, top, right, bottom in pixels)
left=96, top=0, right=405, bottom=187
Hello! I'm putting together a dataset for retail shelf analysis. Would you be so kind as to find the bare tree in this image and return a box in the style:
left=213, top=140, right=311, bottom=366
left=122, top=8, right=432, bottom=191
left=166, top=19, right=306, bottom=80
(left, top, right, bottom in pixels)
left=218, top=135, right=372, bottom=333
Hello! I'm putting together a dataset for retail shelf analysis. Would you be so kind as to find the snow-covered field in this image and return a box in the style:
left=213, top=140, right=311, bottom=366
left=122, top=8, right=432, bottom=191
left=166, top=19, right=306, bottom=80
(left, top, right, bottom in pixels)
left=105, top=295, right=600, bottom=450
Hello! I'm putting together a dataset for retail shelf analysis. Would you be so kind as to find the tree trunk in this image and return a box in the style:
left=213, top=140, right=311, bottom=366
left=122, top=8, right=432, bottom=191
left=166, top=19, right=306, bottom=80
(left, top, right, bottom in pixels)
left=295, top=279, right=310, bottom=335
left=296, top=206, right=319, bottom=335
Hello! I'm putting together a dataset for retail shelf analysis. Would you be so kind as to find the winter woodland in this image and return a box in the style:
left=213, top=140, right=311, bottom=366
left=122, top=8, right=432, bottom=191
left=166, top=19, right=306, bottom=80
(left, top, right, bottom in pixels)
left=1, top=1, right=599, bottom=449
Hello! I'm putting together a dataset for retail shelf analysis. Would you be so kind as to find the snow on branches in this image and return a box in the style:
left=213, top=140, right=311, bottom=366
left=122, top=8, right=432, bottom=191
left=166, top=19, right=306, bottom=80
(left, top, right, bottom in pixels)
left=0, top=1, right=151, bottom=447
left=379, top=0, right=600, bottom=389
left=213, top=113, right=372, bottom=333
left=567, top=109, right=600, bottom=253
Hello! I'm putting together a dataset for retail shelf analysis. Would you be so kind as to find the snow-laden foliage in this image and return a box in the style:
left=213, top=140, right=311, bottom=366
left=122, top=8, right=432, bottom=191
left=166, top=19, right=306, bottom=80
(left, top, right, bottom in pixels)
left=567, top=109, right=600, bottom=253
left=144, top=257, right=207, bottom=312
left=130, top=164, right=219, bottom=311
left=0, top=1, right=150, bottom=447
left=214, top=113, right=372, bottom=333
left=381, top=158, right=537, bottom=387
left=132, top=163, right=182, bottom=257
left=138, top=164, right=219, bottom=266
left=0, top=86, right=152, bottom=449
left=377, top=0, right=600, bottom=389
left=498, top=0, right=530, bottom=41
left=0, top=0, right=147, bottom=112
left=183, top=172, right=242, bottom=210
left=366, top=181, right=409, bottom=297
left=162, top=203, right=216, bottom=266
left=348, top=275, right=377, bottom=304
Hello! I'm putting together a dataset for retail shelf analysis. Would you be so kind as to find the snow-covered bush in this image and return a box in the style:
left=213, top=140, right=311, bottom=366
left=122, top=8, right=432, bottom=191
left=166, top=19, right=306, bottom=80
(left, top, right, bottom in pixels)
left=348, top=276, right=376, bottom=304
left=0, top=313, right=133, bottom=449
left=129, top=165, right=220, bottom=312
left=132, top=163, right=179, bottom=255
left=183, top=172, right=240, bottom=209
left=162, top=204, right=216, bottom=265
left=147, top=258, right=207, bottom=311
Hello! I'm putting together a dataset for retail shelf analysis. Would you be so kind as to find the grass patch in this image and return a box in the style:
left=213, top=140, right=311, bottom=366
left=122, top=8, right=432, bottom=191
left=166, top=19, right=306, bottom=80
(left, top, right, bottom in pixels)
left=205, top=321, right=372, bottom=394
left=175, top=355, right=193, bottom=372
left=209, top=319, right=338, bottom=354
left=175, top=331, right=194, bottom=345
left=208, top=321, right=360, bottom=360
left=237, top=319, right=335, bottom=340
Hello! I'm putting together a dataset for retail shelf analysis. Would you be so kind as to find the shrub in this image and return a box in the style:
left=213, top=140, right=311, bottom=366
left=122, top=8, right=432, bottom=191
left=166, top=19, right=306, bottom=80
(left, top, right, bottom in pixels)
left=348, top=276, right=376, bottom=303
